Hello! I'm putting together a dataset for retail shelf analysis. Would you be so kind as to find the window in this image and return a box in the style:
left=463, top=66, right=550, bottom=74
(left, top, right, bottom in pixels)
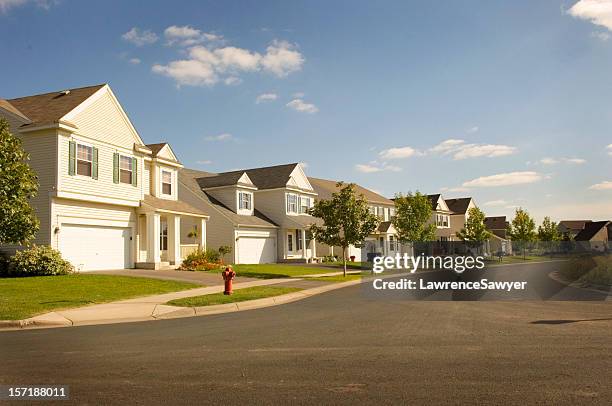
left=305, top=231, right=312, bottom=248
left=389, top=235, right=395, bottom=251
left=436, top=214, right=449, bottom=227
left=390, top=207, right=396, bottom=219
left=287, top=194, right=298, bottom=213
left=119, top=155, right=133, bottom=184
left=161, top=170, right=172, bottom=195
left=239, top=192, right=252, bottom=210
left=378, top=206, right=384, bottom=219
left=160, top=222, right=168, bottom=251
left=296, top=230, right=303, bottom=251
left=299, top=196, right=310, bottom=214
left=76, top=144, right=93, bottom=176
left=287, top=234, right=293, bottom=251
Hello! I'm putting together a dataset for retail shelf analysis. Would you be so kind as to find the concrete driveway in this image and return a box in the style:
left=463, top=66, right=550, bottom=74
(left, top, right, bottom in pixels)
left=91, top=268, right=259, bottom=285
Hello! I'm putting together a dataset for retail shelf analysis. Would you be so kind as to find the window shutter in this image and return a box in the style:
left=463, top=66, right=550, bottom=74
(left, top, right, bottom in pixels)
left=92, top=147, right=98, bottom=180
left=68, top=141, right=76, bottom=176
left=113, top=153, right=119, bottom=184
left=131, top=157, right=138, bottom=186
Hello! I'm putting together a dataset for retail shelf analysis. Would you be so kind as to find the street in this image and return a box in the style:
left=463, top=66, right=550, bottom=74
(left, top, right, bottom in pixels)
left=1, top=262, right=611, bottom=405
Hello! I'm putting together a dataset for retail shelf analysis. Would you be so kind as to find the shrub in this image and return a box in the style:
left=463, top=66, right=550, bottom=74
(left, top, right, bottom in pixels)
left=559, top=255, right=612, bottom=287
left=9, top=245, right=73, bottom=277
left=180, top=248, right=223, bottom=272
left=0, top=253, right=10, bottom=276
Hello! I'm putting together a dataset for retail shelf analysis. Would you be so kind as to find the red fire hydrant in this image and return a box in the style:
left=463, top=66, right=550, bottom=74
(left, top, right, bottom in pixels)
left=222, top=266, right=236, bottom=295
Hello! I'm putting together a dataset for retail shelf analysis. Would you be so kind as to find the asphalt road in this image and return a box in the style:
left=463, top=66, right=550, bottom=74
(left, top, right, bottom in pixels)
left=1, top=262, right=611, bottom=405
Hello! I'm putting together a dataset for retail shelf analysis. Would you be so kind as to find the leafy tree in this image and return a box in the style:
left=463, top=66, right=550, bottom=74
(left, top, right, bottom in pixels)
left=537, top=216, right=561, bottom=241
left=308, top=182, right=378, bottom=276
left=507, top=208, right=536, bottom=259
left=456, top=207, right=491, bottom=252
left=0, top=119, right=39, bottom=245
left=392, top=191, right=436, bottom=243
left=218, top=245, right=232, bottom=264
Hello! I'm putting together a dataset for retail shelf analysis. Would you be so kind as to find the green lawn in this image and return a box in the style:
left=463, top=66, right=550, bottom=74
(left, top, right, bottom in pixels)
left=167, top=286, right=303, bottom=307
left=304, top=274, right=363, bottom=283
left=325, top=261, right=365, bottom=270
left=0, top=274, right=199, bottom=320
left=486, top=255, right=557, bottom=265
left=207, top=264, right=338, bottom=279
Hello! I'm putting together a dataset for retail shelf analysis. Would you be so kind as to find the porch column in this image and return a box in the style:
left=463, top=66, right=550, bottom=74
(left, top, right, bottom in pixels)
left=199, top=218, right=207, bottom=250
left=312, top=237, right=317, bottom=258
left=167, top=214, right=181, bottom=265
left=146, top=212, right=161, bottom=264
left=301, top=229, right=307, bottom=259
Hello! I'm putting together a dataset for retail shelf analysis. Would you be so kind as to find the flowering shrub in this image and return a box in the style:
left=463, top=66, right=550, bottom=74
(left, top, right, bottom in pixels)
left=8, top=245, right=73, bottom=277
left=180, top=249, right=223, bottom=272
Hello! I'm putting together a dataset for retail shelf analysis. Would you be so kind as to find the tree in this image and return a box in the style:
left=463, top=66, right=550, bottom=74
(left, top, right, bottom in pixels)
left=218, top=245, right=232, bottom=264
left=537, top=216, right=561, bottom=241
left=456, top=207, right=491, bottom=252
left=507, top=208, right=536, bottom=259
left=392, top=191, right=436, bottom=243
left=308, top=182, right=378, bottom=276
left=187, top=226, right=199, bottom=244
left=0, top=118, right=39, bottom=245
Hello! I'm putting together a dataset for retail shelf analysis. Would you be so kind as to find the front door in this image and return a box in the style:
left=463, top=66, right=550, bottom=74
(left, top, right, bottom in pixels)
left=160, top=218, right=168, bottom=261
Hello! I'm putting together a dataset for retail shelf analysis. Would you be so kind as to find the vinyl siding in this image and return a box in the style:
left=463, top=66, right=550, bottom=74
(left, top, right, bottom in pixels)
left=70, top=91, right=139, bottom=149
left=253, top=190, right=287, bottom=225
left=207, top=187, right=238, bottom=212
left=58, top=133, right=143, bottom=204
left=143, top=162, right=151, bottom=196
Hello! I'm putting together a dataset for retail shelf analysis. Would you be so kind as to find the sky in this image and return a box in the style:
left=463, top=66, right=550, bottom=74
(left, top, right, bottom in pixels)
left=0, top=0, right=611, bottom=222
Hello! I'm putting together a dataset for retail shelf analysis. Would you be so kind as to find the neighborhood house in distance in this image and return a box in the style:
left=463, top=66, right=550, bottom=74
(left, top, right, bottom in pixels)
left=0, top=84, right=610, bottom=270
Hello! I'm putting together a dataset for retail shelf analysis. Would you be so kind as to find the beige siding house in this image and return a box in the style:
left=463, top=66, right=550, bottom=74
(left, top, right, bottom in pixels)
left=179, top=163, right=321, bottom=264
left=308, top=177, right=398, bottom=260
left=445, top=197, right=477, bottom=240
left=0, top=84, right=208, bottom=270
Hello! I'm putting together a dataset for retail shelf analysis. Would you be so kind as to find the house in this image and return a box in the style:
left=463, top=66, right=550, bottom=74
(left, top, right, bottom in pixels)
left=308, top=177, right=398, bottom=259
left=445, top=197, right=477, bottom=240
left=484, top=216, right=512, bottom=254
left=0, top=84, right=209, bottom=271
left=558, top=220, right=592, bottom=239
left=179, top=163, right=321, bottom=264
left=574, top=221, right=610, bottom=252
left=426, top=194, right=453, bottom=242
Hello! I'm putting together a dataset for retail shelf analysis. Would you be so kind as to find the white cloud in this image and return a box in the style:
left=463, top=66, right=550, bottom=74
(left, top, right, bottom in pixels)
left=453, top=144, right=517, bottom=159
left=467, top=126, right=479, bottom=134
left=122, top=27, right=158, bottom=46
left=430, top=139, right=517, bottom=160
left=564, top=158, right=586, bottom=164
left=483, top=200, right=508, bottom=206
left=592, top=31, right=611, bottom=40
left=568, top=0, right=612, bottom=32
left=293, top=92, right=305, bottom=98
left=378, top=146, right=421, bottom=160
left=607, top=144, right=612, bottom=156
left=128, top=58, right=141, bottom=65
left=299, top=161, right=309, bottom=168
left=540, top=157, right=559, bottom=165
left=355, top=162, right=402, bottom=173
left=462, top=171, right=545, bottom=187
left=196, top=160, right=212, bottom=165
left=261, top=40, right=304, bottom=77
left=164, top=25, right=223, bottom=47
left=224, top=77, right=241, bottom=85
left=589, top=181, right=612, bottom=190
left=0, top=0, right=56, bottom=13
left=540, top=157, right=586, bottom=165
left=286, top=98, right=318, bottom=114
left=204, top=133, right=233, bottom=142
left=153, top=36, right=304, bottom=87
left=255, top=93, right=278, bottom=103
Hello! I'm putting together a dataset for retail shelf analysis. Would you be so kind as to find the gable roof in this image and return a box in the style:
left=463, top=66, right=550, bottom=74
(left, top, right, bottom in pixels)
left=5, top=84, right=106, bottom=127
left=146, top=143, right=168, bottom=156
left=142, top=194, right=208, bottom=218
left=574, top=221, right=610, bottom=241
left=308, top=177, right=393, bottom=205
left=445, top=197, right=473, bottom=214
left=558, top=220, right=591, bottom=232
left=179, top=168, right=277, bottom=228
left=484, top=216, right=507, bottom=230
left=194, top=163, right=304, bottom=191
left=196, top=171, right=253, bottom=189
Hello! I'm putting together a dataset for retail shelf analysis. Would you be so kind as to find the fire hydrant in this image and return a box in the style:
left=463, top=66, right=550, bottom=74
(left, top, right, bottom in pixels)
left=222, top=266, right=236, bottom=295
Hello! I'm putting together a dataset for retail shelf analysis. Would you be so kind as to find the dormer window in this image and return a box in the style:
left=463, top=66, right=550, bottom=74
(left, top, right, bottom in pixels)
left=287, top=194, right=298, bottom=213
left=119, top=155, right=133, bottom=184
left=77, top=144, right=93, bottom=177
left=299, top=196, right=311, bottom=214
left=161, top=170, right=172, bottom=195
left=238, top=192, right=252, bottom=211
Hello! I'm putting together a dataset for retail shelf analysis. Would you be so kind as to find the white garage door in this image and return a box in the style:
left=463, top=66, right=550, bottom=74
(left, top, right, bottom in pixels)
left=59, top=224, right=132, bottom=271
left=237, top=237, right=276, bottom=264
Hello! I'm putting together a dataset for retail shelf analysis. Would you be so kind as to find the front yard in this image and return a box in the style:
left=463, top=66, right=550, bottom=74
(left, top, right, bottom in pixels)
left=167, top=286, right=303, bottom=307
left=0, top=274, right=198, bottom=320
left=208, top=264, right=340, bottom=279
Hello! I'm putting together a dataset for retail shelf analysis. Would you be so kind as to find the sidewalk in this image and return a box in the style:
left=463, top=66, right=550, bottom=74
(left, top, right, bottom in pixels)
left=1, top=271, right=373, bottom=330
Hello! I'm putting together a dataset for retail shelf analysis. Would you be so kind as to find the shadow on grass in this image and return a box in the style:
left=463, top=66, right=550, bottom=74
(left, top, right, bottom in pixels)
left=236, top=273, right=292, bottom=279
left=530, top=318, right=612, bottom=325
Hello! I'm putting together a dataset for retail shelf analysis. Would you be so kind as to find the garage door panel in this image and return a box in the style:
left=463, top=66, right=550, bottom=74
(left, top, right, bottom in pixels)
left=59, top=224, right=131, bottom=271
left=237, top=237, right=276, bottom=264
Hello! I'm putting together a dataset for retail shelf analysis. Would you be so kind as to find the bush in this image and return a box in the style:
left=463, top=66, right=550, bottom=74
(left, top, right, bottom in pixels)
left=8, top=245, right=73, bottom=277
left=0, top=253, right=10, bottom=276
left=559, top=255, right=612, bottom=287
left=180, top=248, right=223, bottom=272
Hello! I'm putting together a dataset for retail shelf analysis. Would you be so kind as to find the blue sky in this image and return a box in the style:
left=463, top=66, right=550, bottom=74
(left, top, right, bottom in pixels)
left=1, top=0, right=611, bottom=222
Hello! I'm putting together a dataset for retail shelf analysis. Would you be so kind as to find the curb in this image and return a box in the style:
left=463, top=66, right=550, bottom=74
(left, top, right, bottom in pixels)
left=548, top=271, right=612, bottom=295
left=0, top=312, right=73, bottom=330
